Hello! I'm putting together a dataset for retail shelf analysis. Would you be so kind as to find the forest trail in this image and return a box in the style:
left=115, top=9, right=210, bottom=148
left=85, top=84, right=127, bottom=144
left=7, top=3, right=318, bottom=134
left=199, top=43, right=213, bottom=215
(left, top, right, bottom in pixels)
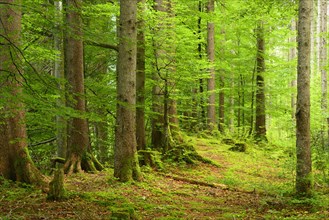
left=1, top=138, right=328, bottom=219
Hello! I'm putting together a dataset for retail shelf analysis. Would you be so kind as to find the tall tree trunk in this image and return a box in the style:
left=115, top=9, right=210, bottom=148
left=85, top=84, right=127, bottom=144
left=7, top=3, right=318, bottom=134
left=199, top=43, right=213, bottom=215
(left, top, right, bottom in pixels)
left=0, top=0, right=46, bottom=189
left=53, top=0, right=67, bottom=159
left=198, top=0, right=206, bottom=128
left=249, top=60, right=257, bottom=136
left=218, top=28, right=225, bottom=132
left=136, top=0, right=146, bottom=152
left=114, top=0, right=141, bottom=182
left=296, top=0, right=312, bottom=196
left=229, top=77, right=234, bottom=133
left=206, top=0, right=216, bottom=131
left=152, top=0, right=178, bottom=152
left=319, top=0, right=328, bottom=142
left=151, top=0, right=165, bottom=150
left=290, top=19, right=297, bottom=119
left=255, top=21, right=267, bottom=141
left=64, top=0, right=93, bottom=174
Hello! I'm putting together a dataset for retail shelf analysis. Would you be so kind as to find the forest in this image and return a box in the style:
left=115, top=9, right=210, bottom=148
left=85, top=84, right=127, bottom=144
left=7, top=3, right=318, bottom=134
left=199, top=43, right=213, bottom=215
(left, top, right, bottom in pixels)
left=1, top=0, right=329, bottom=219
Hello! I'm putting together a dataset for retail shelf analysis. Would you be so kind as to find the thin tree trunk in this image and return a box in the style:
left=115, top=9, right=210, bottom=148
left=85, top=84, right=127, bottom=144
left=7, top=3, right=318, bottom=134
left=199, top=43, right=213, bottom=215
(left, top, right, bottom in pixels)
left=136, top=0, right=146, bottom=152
left=53, top=0, right=67, bottom=159
left=218, top=28, right=225, bottom=132
left=290, top=20, right=297, bottom=119
left=319, top=0, right=328, bottom=142
left=94, top=117, right=108, bottom=163
left=296, top=0, right=312, bottom=196
left=229, top=77, right=234, bottom=133
left=151, top=0, right=165, bottom=150
left=241, top=75, right=246, bottom=131
left=207, top=0, right=216, bottom=131
left=255, top=21, right=267, bottom=141
left=198, top=0, right=206, bottom=128
left=114, top=0, right=141, bottom=182
left=249, top=61, right=256, bottom=136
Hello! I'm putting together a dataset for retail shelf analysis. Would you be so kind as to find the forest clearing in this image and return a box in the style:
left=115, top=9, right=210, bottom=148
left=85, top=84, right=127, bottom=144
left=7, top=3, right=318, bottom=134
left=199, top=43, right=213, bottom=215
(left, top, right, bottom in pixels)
left=1, top=136, right=329, bottom=219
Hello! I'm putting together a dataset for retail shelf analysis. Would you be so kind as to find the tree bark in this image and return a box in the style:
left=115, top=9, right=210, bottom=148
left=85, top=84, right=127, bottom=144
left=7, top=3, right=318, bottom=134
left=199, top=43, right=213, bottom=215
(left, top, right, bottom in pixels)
left=136, top=0, right=146, bottom=152
left=63, top=0, right=93, bottom=174
left=255, top=21, right=267, bottom=141
left=206, top=0, right=216, bottom=131
left=0, top=0, right=46, bottom=189
left=53, top=0, right=67, bottom=159
left=114, top=0, right=141, bottom=182
left=151, top=0, right=165, bottom=150
left=289, top=19, right=297, bottom=119
left=319, top=0, right=328, bottom=142
left=218, top=28, right=225, bottom=132
left=198, top=0, right=206, bottom=128
left=296, top=0, right=313, bottom=196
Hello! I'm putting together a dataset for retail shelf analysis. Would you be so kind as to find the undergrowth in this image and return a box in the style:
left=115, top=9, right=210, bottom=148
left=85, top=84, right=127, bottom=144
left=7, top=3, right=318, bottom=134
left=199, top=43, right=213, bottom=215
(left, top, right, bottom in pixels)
left=1, top=135, right=329, bottom=219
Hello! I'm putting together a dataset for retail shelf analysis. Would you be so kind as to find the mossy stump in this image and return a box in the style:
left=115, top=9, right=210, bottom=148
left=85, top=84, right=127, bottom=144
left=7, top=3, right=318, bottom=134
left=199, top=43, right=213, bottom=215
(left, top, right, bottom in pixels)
left=47, top=157, right=66, bottom=201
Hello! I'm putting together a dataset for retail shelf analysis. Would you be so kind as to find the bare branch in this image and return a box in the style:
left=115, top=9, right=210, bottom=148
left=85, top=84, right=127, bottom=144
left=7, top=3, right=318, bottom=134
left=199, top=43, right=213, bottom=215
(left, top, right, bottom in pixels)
left=85, top=40, right=118, bottom=52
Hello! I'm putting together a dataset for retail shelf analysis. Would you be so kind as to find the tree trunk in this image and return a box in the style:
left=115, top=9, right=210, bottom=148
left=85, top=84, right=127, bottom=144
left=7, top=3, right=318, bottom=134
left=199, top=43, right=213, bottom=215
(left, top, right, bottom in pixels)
left=319, top=0, right=328, bottom=142
left=229, top=77, right=234, bottom=133
left=64, top=0, right=93, bottom=174
left=114, top=0, right=141, bottom=182
left=218, top=28, right=225, bottom=132
left=94, top=118, right=109, bottom=163
left=198, top=0, right=206, bottom=128
left=0, top=0, right=46, bottom=189
left=296, top=0, right=313, bottom=196
left=151, top=0, right=165, bottom=150
left=53, top=0, right=67, bottom=159
left=289, top=19, right=297, bottom=120
left=249, top=61, right=256, bottom=136
left=206, top=0, right=216, bottom=131
left=255, top=21, right=267, bottom=141
left=136, top=0, right=146, bottom=152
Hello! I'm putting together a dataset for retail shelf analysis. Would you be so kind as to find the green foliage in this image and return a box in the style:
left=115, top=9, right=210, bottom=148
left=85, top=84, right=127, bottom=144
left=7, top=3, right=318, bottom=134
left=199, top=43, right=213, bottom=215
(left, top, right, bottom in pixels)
left=2, top=0, right=329, bottom=211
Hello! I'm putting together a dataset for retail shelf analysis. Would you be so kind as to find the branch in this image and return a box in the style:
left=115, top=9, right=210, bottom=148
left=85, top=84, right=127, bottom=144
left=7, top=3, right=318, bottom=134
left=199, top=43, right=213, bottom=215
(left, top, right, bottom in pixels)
left=85, top=40, right=118, bottom=52
left=29, top=137, right=56, bottom=147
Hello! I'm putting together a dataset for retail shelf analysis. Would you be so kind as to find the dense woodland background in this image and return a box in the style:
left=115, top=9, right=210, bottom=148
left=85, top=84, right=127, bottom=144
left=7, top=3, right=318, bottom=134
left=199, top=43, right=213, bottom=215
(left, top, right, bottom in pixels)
left=0, top=0, right=329, bottom=217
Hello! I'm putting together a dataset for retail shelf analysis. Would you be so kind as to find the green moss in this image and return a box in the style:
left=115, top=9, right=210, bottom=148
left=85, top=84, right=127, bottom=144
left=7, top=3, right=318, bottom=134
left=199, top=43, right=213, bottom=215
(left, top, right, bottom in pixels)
left=110, top=206, right=138, bottom=220
left=47, top=166, right=66, bottom=201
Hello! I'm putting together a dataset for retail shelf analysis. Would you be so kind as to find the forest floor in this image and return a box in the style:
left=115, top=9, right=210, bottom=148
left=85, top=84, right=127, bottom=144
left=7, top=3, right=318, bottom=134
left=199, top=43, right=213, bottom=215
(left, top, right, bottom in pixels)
left=1, top=137, right=329, bottom=219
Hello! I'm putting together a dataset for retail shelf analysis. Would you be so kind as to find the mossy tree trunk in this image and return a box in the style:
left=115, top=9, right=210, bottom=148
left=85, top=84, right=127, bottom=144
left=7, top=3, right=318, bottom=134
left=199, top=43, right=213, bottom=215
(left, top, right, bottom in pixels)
left=114, top=0, right=141, bottom=182
left=0, top=0, right=46, bottom=189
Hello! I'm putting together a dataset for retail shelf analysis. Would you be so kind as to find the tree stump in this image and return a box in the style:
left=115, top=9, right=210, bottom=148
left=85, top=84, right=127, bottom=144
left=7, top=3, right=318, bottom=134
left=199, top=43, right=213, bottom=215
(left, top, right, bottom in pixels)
left=47, top=157, right=66, bottom=201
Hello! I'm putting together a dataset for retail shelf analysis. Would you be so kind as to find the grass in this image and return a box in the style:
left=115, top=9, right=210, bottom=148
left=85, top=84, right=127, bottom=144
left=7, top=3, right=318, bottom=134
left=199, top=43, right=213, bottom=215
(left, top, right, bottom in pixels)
left=1, top=136, right=329, bottom=219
